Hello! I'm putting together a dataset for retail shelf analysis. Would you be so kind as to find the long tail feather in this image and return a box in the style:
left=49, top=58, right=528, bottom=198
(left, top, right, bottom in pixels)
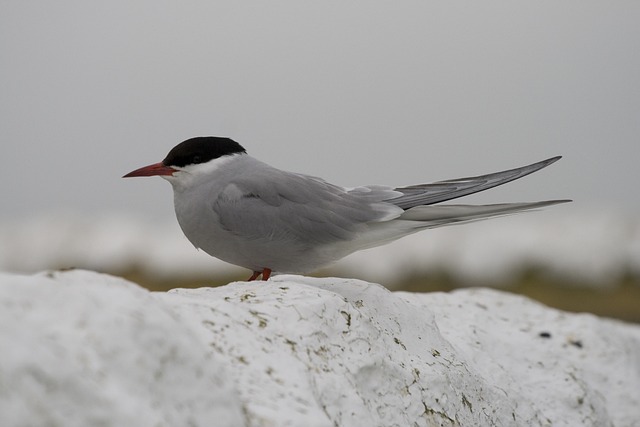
left=399, top=200, right=571, bottom=228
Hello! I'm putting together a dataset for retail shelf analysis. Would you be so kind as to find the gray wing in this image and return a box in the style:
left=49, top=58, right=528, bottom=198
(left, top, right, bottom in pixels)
left=387, top=156, right=562, bottom=210
left=212, top=168, right=401, bottom=245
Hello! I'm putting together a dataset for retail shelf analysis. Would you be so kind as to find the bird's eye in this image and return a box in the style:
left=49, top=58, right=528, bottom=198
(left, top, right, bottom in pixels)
left=192, top=155, right=202, bottom=164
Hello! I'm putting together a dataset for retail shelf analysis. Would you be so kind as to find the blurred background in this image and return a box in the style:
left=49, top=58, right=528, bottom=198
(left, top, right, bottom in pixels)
left=1, top=2, right=639, bottom=322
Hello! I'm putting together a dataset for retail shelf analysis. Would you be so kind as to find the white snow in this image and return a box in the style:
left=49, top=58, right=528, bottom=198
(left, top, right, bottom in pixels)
left=1, top=269, right=639, bottom=427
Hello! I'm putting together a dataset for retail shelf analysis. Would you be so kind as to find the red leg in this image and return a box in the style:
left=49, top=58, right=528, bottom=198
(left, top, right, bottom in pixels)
left=247, top=268, right=272, bottom=281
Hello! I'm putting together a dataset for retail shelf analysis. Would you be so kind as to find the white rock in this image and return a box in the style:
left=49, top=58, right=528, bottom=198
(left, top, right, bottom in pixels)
left=1, top=270, right=639, bottom=427
left=0, top=270, right=244, bottom=427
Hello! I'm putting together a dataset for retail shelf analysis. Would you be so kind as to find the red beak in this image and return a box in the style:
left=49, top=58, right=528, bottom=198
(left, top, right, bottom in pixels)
left=123, top=162, right=176, bottom=178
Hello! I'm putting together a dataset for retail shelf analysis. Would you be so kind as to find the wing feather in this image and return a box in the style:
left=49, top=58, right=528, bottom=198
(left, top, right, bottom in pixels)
left=388, top=156, right=562, bottom=209
left=212, top=168, right=400, bottom=245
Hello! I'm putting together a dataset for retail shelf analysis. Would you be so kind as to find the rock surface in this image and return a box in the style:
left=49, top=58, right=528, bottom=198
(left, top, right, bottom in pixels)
left=1, top=270, right=639, bottom=427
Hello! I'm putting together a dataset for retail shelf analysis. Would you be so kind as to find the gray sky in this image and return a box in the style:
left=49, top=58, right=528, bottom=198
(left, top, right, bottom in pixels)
left=2, top=1, right=639, bottom=223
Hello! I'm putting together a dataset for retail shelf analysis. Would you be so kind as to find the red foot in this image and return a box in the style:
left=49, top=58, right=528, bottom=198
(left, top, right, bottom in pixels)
left=247, top=268, right=272, bottom=281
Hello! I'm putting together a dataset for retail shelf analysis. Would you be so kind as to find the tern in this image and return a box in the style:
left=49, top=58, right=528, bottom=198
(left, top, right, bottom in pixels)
left=124, top=136, right=569, bottom=280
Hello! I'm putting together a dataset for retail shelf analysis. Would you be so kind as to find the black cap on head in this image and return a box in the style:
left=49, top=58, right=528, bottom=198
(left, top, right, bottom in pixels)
left=162, top=137, right=246, bottom=167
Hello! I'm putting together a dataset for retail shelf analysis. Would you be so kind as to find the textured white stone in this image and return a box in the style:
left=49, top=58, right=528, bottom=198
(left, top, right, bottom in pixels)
left=0, top=270, right=244, bottom=427
left=1, top=270, right=639, bottom=427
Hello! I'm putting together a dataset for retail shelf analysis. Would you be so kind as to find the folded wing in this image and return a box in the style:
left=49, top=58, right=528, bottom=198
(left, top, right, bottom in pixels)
left=387, top=156, right=562, bottom=210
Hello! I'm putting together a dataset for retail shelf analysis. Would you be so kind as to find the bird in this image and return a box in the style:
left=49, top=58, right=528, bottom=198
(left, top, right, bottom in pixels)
left=123, top=136, right=569, bottom=281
